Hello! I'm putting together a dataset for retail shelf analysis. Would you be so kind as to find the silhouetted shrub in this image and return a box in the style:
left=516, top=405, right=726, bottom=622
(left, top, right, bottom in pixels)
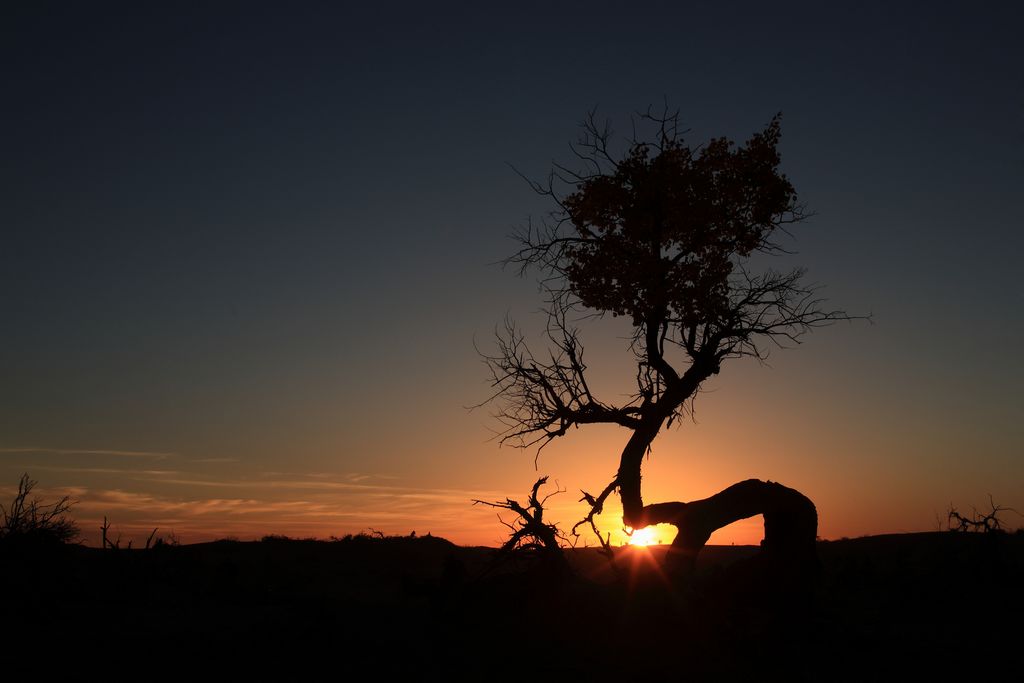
left=948, top=497, right=1018, bottom=533
left=0, top=473, right=79, bottom=547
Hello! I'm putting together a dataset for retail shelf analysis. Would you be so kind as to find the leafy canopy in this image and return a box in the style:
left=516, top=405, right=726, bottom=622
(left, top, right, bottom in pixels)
left=560, top=115, right=797, bottom=329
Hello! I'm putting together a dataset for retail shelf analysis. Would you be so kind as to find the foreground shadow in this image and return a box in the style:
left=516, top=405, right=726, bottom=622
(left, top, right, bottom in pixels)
left=0, top=530, right=1020, bottom=679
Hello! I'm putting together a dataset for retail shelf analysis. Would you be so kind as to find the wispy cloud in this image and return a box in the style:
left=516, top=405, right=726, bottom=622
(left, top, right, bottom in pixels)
left=15, top=465, right=181, bottom=477
left=64, top=479, right=511, bottom=545
left=0, top=447, right=174, bottom=459
left=0, top=456, right=532, bottom=545
left=183, top=457, right=240, bottom=464
left=345, top=472, right=399, bottom=483
left=144, top=475, right=508, bottom=500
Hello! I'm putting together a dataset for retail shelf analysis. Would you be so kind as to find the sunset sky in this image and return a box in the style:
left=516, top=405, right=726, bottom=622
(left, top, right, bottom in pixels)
left=3, top=3, right=1022, bottom=547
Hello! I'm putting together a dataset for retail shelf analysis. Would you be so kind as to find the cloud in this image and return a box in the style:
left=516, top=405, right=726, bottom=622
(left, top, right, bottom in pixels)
left=59, top=475, right=519, bottom=544
left=13, top=465, right=181, bottom=477
left=183, top=457, right=240, bottom=464
left=0, top=457, right=528, bottom=545
left=131, top=474, right=508, bottom=500
left=0, top=447, right=174, bottom=459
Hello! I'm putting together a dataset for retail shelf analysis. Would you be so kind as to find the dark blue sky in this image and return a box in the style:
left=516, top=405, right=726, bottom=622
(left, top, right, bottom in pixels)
left=2, top=2, right=1022, bottom=544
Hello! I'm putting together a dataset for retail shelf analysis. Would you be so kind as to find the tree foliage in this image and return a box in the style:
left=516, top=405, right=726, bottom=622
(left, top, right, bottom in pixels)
left=561, top=115, right=798, bottom=329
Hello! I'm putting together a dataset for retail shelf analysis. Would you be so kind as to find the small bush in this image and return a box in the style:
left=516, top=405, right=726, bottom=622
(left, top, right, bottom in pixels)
left=0, top=473, right=80, bottom=546
left=261, top=534, right=292, bottom=543
left=948, top=496, right=1018, bottom=534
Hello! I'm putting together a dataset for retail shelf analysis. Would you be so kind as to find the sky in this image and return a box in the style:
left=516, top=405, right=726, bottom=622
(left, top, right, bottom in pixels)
left=2, top=2, right=1022, bottom=547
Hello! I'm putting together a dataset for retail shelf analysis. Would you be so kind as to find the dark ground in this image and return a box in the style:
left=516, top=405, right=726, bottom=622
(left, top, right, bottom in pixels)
left=1, top=531, right=1020, bottom=680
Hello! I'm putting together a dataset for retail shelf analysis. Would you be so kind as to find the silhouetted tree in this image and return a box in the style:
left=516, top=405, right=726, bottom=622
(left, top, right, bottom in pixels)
left=482, top=107, right=854, bottom=570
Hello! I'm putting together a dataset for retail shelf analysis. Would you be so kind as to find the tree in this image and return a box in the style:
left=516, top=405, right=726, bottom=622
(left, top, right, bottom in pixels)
left=482, top=107, right=854, bottom=570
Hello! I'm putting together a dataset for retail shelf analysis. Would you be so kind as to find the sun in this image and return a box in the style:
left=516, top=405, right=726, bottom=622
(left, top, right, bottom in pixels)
left=627, top=527, right=660, bottom=547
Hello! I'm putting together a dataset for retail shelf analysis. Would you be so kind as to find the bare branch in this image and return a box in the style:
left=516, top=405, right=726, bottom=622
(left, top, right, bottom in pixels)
left=948, top=496, right=1020, bottom=533
left=473, top=477, right=571, bottom=573
left=0, top=473, right=79, bottom=545
left=474, top=302, right=641, bottom=463
left=571, top=477, right=620, bottom=543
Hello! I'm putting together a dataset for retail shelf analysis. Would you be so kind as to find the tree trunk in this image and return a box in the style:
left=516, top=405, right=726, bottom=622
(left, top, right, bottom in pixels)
left=613, top=389, right=817, bottom=574
left=616, top=420, right=663, bottom=527
left=617, top=358, right=720, bottom=529
left=645, top=479, right=818, bottom=572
